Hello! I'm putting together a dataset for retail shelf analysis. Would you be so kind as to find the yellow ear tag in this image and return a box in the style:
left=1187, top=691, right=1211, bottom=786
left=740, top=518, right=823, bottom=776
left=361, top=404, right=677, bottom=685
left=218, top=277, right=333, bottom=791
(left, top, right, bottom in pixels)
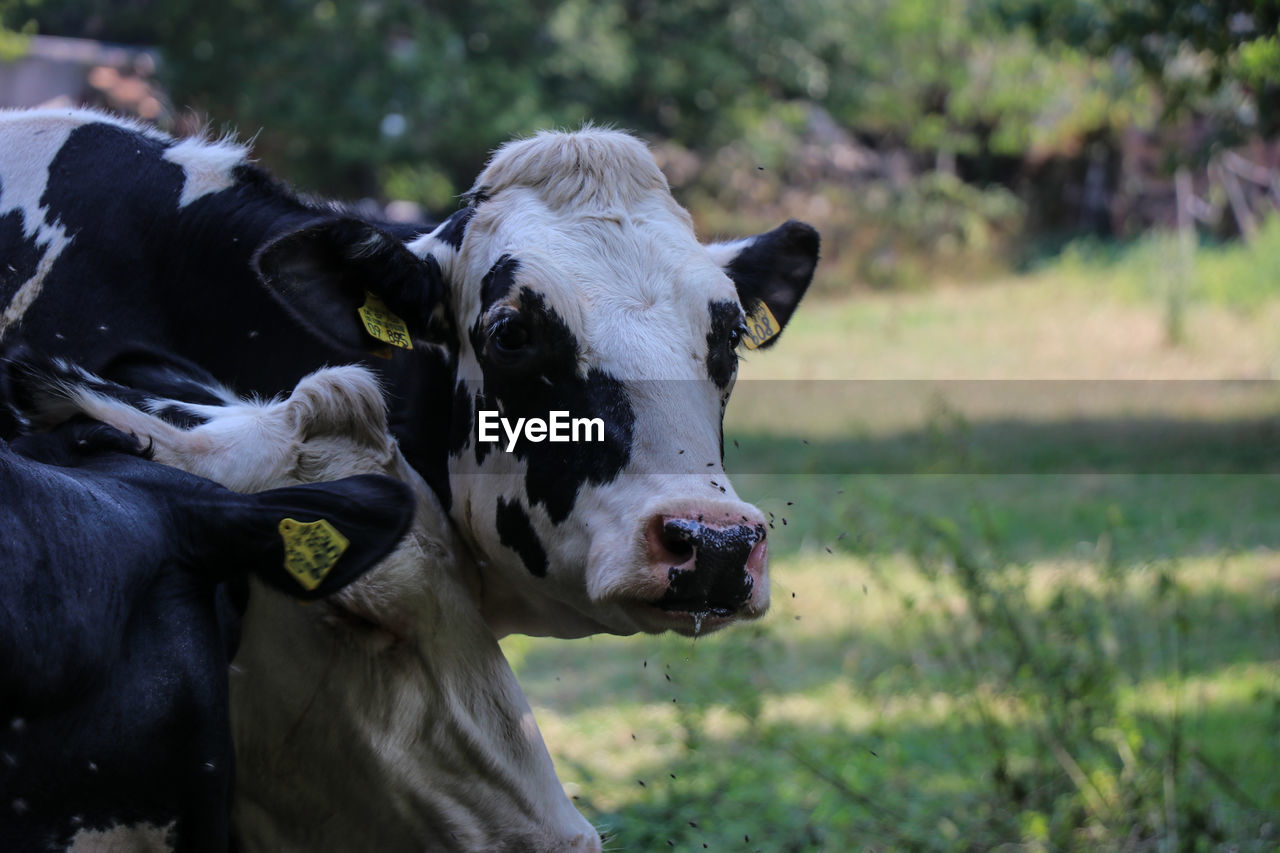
left=278, top=518, right=350, bottom=591
left=357, top=292, right=414, bottom=351
left=741, top=300, right=780, bottom=350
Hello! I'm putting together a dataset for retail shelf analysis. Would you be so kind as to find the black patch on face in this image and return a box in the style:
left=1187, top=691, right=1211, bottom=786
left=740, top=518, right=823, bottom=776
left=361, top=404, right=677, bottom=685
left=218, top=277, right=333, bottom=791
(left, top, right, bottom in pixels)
left=447, top=380, right=473, bottom=456
left=465, top=286, right=635, bottom=524
left=419, top=253, right=457, bottom=347
left=444, top=377, right=494, bottom=470
left=434, top=207, right=475, bottom=251
left=495, top=496, right=548, bottom=577
left=479, top=254, right=520, bottom=315
left=472, top=386, right=496, bottom=468
left=705, top=300, right=742, bottom=391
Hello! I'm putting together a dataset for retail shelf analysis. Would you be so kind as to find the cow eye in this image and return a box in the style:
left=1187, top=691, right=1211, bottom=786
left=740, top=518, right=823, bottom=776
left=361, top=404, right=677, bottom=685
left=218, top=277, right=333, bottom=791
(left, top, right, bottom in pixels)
left=729, top=325, right=744, bottom=349
left=486, top=316, right=534, bottom=365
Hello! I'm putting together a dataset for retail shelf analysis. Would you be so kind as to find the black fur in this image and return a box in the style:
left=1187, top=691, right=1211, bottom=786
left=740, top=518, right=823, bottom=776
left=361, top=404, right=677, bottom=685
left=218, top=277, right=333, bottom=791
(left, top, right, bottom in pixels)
left=0, top=206, right=43, bottom=309
left=466, top=284, right=634, bottom=524
left=496, top=496, right=548, bottom=578
left=705, top=300, right=742, bottom=391
left=434, top=207, right=475, bottom=251
left=0, top=427, right=411, bottom=851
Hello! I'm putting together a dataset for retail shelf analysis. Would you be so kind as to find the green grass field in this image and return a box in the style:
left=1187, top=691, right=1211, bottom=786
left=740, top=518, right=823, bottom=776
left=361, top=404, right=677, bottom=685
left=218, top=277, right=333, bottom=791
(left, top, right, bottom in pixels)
left=504, top=267, right=1280, bottom=851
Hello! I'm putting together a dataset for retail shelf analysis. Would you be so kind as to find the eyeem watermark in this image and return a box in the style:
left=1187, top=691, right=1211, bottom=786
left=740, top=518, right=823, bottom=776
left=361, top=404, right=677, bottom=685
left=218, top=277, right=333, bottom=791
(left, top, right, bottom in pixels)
left=478, top=410, right=605, bottom=452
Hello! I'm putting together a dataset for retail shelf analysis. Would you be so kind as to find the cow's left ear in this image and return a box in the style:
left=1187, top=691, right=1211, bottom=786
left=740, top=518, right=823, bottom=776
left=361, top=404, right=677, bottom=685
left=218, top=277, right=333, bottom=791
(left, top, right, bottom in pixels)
left=706, top=220, right=820, bottom=349
left=253, top=218, right=446, bottom=354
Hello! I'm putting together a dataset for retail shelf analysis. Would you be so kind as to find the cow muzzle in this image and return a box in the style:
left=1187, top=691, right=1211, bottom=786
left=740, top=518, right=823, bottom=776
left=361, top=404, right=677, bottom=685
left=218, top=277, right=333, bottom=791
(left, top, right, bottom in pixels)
left=643, top=513, right=768, bottom=630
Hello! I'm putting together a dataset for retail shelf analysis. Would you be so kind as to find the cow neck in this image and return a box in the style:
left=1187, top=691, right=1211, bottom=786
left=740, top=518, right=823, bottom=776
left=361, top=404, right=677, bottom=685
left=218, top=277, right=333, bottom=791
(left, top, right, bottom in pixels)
left=382, top=345, right=457, bottom=511
left=162, top=180, right=357, bottom=398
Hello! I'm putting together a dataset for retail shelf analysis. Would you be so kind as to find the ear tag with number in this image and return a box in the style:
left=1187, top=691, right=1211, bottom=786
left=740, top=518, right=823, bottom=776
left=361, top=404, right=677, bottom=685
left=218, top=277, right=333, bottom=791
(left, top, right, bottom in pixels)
left=279, top=517, right=350, bottom=591
left=741, top=300, right=780, bottom=350
left=357, top=292, right=414, bottom=350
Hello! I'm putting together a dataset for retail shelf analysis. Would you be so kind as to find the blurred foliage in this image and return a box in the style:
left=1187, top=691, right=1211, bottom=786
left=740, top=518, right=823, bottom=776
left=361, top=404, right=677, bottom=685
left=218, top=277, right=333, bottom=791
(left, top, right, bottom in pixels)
left=0, top=1, right=1162, bottom=191
left=1, top=0, right=1276, bottom=289
left=996, top=0, right=1280, bottom=142
left=0, top=16, right=27, bottom=62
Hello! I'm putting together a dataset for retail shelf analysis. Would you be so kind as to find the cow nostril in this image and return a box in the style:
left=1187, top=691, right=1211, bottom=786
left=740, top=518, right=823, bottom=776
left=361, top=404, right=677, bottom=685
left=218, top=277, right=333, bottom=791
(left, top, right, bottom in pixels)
left=646, top=516, right=697, bottom=566
left=658, top=519, right=698, bottom=563
left=662, top=518, right=703, bottom=545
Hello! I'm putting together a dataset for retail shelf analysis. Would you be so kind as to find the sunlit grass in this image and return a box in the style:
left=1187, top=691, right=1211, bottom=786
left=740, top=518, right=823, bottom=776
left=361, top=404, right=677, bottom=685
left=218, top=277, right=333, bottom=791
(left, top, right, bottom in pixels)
left=508, top=546, right=1279, bottom=849
left=737, top=273, right=1280, bottom=382
left=506, top=272, right=1280, bottom=848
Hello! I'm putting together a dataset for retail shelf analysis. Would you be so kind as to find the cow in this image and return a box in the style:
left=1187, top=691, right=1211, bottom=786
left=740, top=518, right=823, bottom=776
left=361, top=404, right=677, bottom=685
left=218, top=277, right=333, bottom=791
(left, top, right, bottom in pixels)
left=0, top=413, right=414, bottom=852
left=0, top=107, right=820, bottom=640
left=6, top=348, right=602, bottom=852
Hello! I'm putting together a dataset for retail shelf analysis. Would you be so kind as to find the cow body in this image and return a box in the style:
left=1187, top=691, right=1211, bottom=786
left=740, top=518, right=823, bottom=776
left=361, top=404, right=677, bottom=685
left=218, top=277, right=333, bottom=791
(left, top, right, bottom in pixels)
left=0, top=109, right=394, bottom=399
left=8, top=352, right=601, bottom=852
left=0, top=107, right=820, bottom=640
left=0, top=418, right=412, bottom=852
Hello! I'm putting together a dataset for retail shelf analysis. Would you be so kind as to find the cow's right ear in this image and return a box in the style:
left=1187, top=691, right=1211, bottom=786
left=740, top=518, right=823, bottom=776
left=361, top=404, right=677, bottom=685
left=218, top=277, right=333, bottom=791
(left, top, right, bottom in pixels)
left=210, top=473, right=415, bottom=600
left=253, top=218, right=447, bottom=354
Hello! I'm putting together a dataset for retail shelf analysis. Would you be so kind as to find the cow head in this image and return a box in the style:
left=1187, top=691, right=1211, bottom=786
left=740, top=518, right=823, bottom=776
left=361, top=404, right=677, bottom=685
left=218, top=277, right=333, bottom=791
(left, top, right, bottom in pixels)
left=257, top=129, right=819, bottom=639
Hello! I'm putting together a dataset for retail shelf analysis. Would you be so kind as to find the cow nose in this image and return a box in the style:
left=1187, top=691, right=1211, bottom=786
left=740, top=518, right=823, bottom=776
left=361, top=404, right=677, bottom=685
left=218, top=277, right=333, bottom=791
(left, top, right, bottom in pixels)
left=659, top=518, right=762, bottom=571
left=648, top=516, right=766, bottom=614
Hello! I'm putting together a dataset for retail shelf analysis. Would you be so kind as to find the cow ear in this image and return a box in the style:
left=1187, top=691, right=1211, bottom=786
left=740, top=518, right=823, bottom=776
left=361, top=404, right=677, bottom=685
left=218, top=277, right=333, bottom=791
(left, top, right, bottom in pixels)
left=210, top=473, right=415, bottom=600
left=253, top=218, right=446, bottom=354
left=284, top=366, right=393, bottom=451
left=707, top=220, right=820, bottom=349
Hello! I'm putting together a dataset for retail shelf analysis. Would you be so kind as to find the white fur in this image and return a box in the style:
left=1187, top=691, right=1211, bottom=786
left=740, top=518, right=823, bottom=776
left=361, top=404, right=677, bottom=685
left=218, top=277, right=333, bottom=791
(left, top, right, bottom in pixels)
left=65, top=820, right=175, bottom=852
left=47, top=365, right=599, bottom=853
left=162, top=136, right=247, bottom=208
left=416, top=128, right=771, bottom=639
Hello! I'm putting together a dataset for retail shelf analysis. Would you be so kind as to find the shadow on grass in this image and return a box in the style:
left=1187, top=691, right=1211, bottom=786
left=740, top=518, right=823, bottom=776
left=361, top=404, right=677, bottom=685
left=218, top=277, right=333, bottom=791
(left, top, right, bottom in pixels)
left=725, top=412, right=1280, bottom=476
left=726, top=471, right=1280, bottom=567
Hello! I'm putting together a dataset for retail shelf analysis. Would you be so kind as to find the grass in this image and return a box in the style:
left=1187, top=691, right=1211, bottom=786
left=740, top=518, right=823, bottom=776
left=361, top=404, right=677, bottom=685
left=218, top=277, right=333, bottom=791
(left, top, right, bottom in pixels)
left=503, top=257, right=1280, bottom=850
left=1046, top=216, right=1280, bottom=315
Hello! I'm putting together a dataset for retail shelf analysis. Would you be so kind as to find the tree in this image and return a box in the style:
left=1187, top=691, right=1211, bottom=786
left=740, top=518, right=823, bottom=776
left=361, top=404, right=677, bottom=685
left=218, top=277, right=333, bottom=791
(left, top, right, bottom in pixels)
left=996, top=0, right=1280, bottom=145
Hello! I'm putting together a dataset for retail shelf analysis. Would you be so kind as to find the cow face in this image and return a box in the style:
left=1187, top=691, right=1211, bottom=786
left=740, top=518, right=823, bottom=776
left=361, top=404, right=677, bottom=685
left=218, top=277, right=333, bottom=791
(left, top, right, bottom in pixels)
left=409, top=130, right=819, bottom=638
left=255, top=128, right=818, bottom=640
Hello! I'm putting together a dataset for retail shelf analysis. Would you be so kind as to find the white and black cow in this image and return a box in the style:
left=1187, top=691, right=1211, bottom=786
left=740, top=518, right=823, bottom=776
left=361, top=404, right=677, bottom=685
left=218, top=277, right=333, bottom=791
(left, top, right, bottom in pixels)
left=0, top=107, right=820, bottom=639
left=7, top=349, right=601, bottom=852
left=0, top=417, right=413, bottom=852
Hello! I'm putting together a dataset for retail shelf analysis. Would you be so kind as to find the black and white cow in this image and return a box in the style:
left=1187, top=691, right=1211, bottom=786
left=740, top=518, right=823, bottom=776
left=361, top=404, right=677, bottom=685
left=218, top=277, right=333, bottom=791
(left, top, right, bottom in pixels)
left=7, top=350, right=602, bottom=852
left=0, top=107, right=820, bottom=639
left=0, top=417, right=413, bottom=851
